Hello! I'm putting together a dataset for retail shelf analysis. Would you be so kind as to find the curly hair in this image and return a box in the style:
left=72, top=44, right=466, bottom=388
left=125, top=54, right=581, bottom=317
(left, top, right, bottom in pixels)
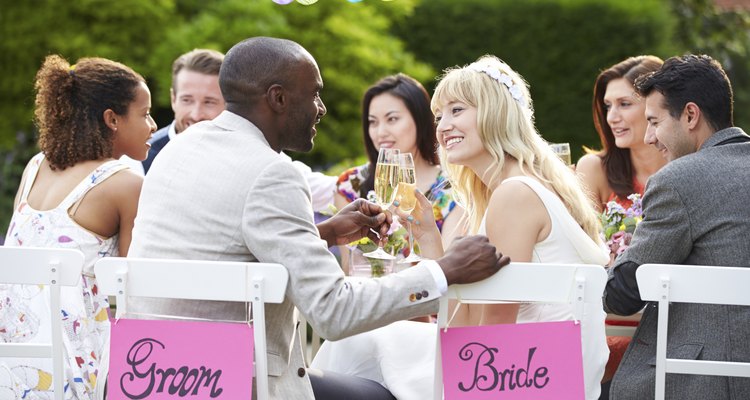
left=34, top=54, right=145, bottom=170
left=591, top=55, right=663, bottom=199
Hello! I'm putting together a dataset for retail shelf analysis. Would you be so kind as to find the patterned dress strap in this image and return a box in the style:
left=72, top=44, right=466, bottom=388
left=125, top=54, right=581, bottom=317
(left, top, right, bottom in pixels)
left=18, top=153, right=46, bottom=203
left=57, top=159, right=130, bottom=211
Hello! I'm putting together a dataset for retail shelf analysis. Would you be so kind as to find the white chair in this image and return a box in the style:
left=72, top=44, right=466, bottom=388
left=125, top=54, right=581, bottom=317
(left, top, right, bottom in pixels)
left=0, top=246, right=85, bottom=400
left=94, top=258, right=288, bottom=400
left=297, top=312, right=323, bottom=366
left=434, top=262, right=607, bottom=400
left=636, top=263, right=750, bottom=400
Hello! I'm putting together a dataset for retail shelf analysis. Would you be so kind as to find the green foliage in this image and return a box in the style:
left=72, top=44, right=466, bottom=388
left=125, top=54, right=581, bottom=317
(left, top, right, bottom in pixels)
left=2, top=0, right=748, bottom=238
left=267, top=0, right=434, bottom=167
left=669, top=0, right=750, bottom=129
left=395, top=0, right=677, bottom=160
left=0, top=0, right=173, bottom=234
left=140, top=0, right=434, bottom=167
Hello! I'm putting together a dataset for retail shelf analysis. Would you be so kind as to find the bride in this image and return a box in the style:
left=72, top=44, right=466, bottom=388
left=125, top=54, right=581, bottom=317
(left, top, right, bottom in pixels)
left=312, top=55, right=608, bottom=400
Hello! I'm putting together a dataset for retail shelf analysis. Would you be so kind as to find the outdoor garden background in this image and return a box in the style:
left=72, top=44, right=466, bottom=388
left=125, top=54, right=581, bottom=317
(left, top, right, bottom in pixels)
left=1, top=0, right=749, bottom=237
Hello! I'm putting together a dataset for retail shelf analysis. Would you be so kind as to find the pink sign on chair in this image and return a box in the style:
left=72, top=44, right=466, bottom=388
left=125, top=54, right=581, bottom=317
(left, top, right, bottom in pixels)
left=440, top=320, right=584, bottom=400
left=109, top=319, right=254, bottom=399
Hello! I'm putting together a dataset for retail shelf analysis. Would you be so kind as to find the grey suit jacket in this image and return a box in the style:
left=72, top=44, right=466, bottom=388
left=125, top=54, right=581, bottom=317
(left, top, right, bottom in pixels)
left=128, top=111, right=440, bottom=399
left=604, top=127, right=750, bottom=400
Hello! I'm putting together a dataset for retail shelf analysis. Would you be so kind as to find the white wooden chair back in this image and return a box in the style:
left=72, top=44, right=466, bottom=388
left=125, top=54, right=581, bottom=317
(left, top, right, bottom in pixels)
left=94, top=257, right=289, bottom=400
left=0, top=246, right=85, bottom=400
left=636, top=263, right=750, bottom=400
left=434, top=262, right=607, bottom=400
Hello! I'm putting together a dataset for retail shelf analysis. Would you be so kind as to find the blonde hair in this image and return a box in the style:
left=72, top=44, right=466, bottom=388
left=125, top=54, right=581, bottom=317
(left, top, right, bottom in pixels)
left=431, top=55, right=601, bottom=242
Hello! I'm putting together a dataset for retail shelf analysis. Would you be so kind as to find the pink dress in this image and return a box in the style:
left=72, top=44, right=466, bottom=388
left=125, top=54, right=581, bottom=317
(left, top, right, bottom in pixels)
left=0, top=153, right=128, bottom=399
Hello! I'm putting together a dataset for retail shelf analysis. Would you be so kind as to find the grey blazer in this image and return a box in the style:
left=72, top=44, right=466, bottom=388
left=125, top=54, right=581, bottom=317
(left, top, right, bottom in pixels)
left=604, top=127, right=750, bottom=400
left=128, top=111, right=440, bottom=399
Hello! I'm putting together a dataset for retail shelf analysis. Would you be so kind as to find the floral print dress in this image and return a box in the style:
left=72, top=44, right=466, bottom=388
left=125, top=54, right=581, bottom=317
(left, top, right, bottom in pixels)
left=336, top=163, right=457, bottom=257
left=0, top=153, right=127, bottom=399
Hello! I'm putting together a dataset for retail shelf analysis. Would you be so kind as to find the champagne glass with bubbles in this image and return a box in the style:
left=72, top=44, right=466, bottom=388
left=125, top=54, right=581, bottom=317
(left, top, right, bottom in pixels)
left=363, top=148, right=400, bottom=260
left=550, top=143, right=572, bottom=165
left=396, top=153, right=425, bottom=264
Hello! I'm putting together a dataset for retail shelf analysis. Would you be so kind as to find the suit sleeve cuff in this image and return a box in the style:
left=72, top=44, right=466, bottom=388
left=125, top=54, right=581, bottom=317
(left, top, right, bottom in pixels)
left=419, top=260, right=448, bottom=295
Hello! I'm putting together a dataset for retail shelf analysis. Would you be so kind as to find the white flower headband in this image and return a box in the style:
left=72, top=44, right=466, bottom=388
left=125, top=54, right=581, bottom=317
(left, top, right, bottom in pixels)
left=467, top=63, right=529, bottom=110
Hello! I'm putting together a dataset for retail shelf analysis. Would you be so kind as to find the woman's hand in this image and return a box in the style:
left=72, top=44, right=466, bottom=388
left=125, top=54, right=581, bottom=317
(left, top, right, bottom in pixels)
left=394, top=190, right=439, bottom=243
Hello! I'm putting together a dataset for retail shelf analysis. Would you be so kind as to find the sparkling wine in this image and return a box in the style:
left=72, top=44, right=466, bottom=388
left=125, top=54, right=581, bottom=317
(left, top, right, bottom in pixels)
left=396, top=182, right=417, bottom=213
left=374, top=162, right=399, bottom=207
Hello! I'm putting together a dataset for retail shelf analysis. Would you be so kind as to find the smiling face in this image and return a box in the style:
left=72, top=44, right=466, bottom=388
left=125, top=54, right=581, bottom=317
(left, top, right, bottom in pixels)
left=367, top=93, right=419, bottom=156
left=171, top=69, right=225, bottom=133
left=435, top=100, right=492, bottom=172
left=112, top=81, right=157, bottom=160
left=644, top=91, right=695, bottom=162
left=604, top=78, right=649, bottom=150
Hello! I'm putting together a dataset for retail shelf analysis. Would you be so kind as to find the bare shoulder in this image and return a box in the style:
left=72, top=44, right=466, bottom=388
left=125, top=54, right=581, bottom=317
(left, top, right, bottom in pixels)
left=576, top=153, right=605, bottom=178
left=100, top=169, right=144, bottom=205
left=487, top=179, right=545, bottom=217
left=576, top=153, right=608, bottom=208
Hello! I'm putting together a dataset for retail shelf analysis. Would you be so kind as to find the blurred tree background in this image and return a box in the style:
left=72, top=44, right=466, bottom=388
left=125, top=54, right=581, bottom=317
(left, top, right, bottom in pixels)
left=1, top=0, right=749, bottom=236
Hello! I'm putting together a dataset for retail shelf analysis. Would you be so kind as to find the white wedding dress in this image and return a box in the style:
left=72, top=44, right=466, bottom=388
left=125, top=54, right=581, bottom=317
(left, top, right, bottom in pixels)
left=312, top=176, right=609, bottom=400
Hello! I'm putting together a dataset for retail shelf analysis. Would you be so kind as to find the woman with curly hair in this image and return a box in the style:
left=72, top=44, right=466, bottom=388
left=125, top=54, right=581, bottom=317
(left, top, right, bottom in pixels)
left=0, top=54, right=156, bottom=399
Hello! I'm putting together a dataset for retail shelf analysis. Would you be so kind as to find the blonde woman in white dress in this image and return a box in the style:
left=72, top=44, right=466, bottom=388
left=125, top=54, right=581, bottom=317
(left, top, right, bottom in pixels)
left=314, top=56, right=609, bottom=400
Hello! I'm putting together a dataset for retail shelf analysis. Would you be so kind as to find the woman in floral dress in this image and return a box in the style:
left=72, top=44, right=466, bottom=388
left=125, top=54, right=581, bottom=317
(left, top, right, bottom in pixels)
left=334, top=74, right=463, bottom=272
left=0, top=55, right=156, bottom=399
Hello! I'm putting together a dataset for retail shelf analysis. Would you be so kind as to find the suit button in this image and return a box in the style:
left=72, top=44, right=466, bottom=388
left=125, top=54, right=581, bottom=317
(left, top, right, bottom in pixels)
left=415, top=292, right=423, bottom=300
left=409, top=293, right=417, bottom=302
left=298, top=367, right=306, bottom=377
left=421, top=290, right=429, bottom=298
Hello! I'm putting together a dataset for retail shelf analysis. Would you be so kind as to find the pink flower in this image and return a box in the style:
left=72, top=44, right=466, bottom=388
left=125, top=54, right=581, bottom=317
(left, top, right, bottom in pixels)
left=607, top=231, right=633, bottom=255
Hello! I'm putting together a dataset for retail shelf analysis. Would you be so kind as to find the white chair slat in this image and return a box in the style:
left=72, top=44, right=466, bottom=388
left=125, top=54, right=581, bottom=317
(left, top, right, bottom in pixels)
left=434, top=262, right=607, bottom=400
left=0, top=247, right=85, bottom=400
left=94, top=257, right=289, bottom=400
left=636, top=263, right=750, bottom=400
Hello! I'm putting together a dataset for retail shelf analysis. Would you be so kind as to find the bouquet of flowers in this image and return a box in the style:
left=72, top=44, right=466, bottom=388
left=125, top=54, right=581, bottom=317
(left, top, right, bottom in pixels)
left=600, top=193, right=643, bottom=259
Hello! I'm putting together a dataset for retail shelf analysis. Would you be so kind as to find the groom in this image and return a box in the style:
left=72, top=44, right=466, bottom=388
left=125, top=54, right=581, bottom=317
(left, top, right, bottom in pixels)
left=603, top=54, right=750, bottom=399
left=128, top=36, right=508, bottom=399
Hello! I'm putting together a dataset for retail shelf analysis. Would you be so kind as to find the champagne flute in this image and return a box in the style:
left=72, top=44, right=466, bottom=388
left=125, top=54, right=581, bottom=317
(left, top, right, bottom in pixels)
left=550, top=142, right=572, bottom=165
left=396, top=153, right=424, bottom=264
left=363, top=148, right=400, bottom=260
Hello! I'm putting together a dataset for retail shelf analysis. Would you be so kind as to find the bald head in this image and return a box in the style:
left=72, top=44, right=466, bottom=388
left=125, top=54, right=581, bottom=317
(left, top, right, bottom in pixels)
left=220, top=37, right=314, bottom=108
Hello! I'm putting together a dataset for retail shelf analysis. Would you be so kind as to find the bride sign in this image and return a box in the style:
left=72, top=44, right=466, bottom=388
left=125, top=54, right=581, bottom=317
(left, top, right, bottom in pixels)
left=109, top=319, right=254, bottom=399
left=440, top=320, right=584, bottom=399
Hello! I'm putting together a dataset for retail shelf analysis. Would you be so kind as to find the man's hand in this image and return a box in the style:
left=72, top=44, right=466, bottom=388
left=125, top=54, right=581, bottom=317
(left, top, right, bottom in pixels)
left=436, top=235, right=511, bottom=285
left=317, top=199, right=392, bottom=247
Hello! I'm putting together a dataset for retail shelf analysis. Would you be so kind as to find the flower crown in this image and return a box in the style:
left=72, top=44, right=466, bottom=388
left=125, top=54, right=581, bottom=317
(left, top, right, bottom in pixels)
left=467, top=63, right=528, bottom=110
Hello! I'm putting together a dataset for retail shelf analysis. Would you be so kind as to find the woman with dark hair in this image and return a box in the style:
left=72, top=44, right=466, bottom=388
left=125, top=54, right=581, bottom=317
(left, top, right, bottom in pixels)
left=334, top=74, right=463, bottom=271
left=577, top=56, right=666, bottom=211
left=0, top=54, right=156, bottom=399
left=576, top=56, right=666, bottom=395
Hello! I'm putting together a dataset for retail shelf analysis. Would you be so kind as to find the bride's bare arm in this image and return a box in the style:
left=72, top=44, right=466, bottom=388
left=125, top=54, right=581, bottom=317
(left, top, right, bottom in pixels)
left=480, top=180, right=547, bottom=325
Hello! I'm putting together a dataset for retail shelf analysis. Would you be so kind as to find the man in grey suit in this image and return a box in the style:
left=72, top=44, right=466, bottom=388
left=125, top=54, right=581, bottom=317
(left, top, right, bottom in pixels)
left=604, top=54, right=750, bottom=399
left=128, top=37, right=509, bottom=399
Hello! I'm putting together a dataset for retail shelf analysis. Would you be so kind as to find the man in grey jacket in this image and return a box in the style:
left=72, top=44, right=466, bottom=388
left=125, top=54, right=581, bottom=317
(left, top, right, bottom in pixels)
left=604, top=54, right=750, bottom=399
